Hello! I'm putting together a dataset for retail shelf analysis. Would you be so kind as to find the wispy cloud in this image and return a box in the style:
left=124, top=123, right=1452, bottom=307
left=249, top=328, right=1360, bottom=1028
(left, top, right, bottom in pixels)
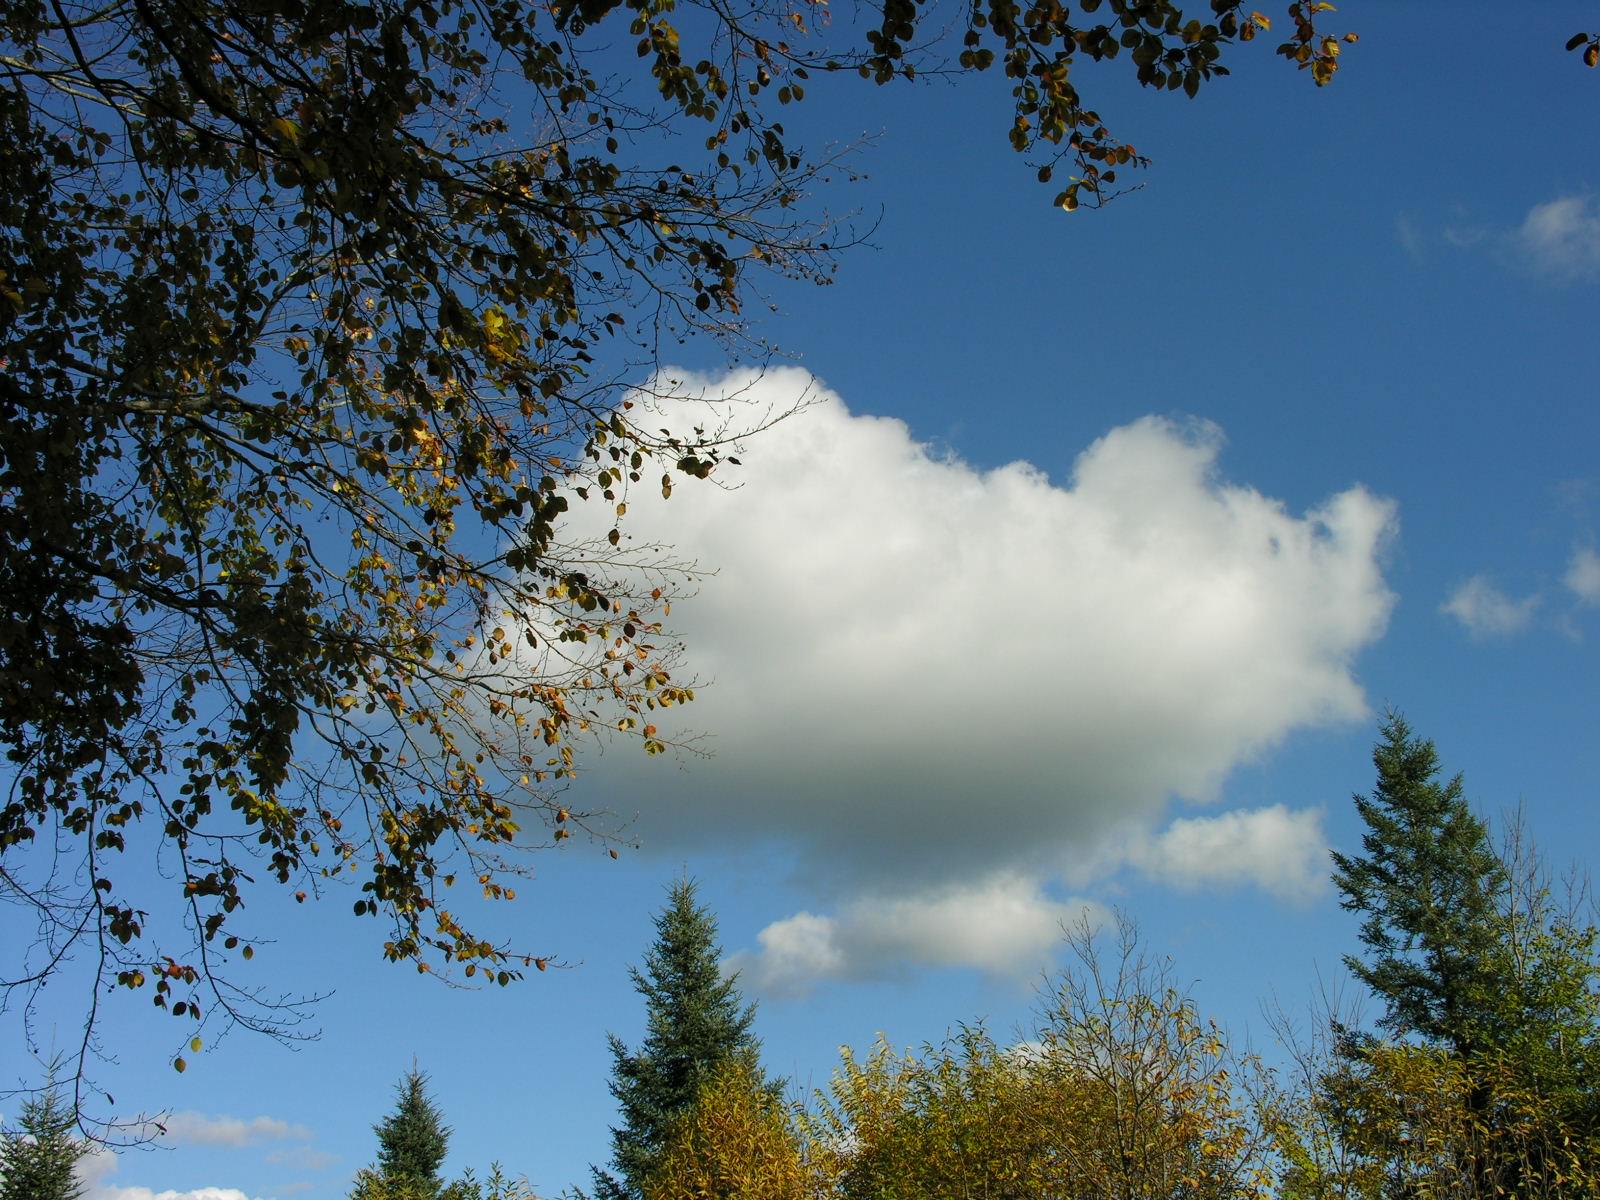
left=264, top=1146, right=339, bottom=1171
left=1399, top=195, right=1600, bottom=284
left=1566, top=546, right=1600, bottom=605
left=1441, top=575, right=1540, bottom=638
left=1394, top=213, right=1425, bottom=262
left=1513, top=195, right=1600, bottom=283
left=151, top=1112, right=311, bottom=1148
left=1442, top=222, right=1489, bottom=249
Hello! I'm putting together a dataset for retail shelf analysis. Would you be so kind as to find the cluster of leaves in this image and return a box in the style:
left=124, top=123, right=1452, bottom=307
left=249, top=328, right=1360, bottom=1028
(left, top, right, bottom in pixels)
left=643, top=1059, right=807, bottom=1200
left=802, top=920, right=1274, bottom=1200
left=1569, top=30, right=1600, bottom=70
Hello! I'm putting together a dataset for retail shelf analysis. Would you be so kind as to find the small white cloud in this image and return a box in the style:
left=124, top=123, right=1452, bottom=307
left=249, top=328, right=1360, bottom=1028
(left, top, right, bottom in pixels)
left=153, top=1112, right=310, bottom=1148
left=729, top=876, right=1102, bottom=997
left=1441, top=576, right=1540, bottom=638
left=730, top=912, right=844, bottom=992
left=1566, top=547, right=1600, bottom=605
left=1124, top=805, right=1327, bottom=902
left=1514, top=195, right=1600, bottom=283
left=78, top=1145, right=273, bottom=1200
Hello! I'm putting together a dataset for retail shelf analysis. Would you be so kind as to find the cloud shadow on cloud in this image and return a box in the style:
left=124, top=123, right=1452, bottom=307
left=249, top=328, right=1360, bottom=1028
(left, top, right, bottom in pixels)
left=559, top=367, right=1395, bottom=980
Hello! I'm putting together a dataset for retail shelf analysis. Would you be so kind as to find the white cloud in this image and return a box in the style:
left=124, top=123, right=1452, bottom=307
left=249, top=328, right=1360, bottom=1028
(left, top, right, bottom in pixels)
left=551, top=368, right=1396, bottom=977
left=1441, top=575, right=1540, bottom=638
left=151, top=1111, right=310, bottom=1148
left=77, top=1145, right=121, bottom=1193
left=77, top=1139, right=282, bottom=1200
left=1513, top=195, right=1600, bottom=282
left=1566, top=546, right=1600, bottom=605
left=1122, top=805, right=1327, bottom=902
left=582, top=369, right=1394, bottom=888
left=728, top=876, right=1102, bottom=996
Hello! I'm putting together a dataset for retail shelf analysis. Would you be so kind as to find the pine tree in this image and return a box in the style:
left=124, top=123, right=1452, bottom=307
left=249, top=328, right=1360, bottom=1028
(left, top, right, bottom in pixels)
left=1328, top=714, right=1600, bottom=1195
left=367, top=1067, right=452, bottom=1200
left=1330, top=711, right=1510, bottom=1058
left=595, top=879, right=765, bottom=1200
left=0, top=1073, right=87, bottom=1200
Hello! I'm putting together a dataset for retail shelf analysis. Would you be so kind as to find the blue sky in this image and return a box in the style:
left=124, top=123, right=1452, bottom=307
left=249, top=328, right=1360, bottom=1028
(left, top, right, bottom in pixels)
left=8, top=4, right=1600, bottom=1198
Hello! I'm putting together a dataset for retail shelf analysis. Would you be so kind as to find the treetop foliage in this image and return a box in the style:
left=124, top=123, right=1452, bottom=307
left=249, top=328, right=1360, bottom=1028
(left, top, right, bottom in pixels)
left=1330, top=711, right=1510, bottom=1056
left=598, top=878, right=764, bottom=1199
left=0, top=1070, right=89, bottom=1200
left=808, top=917, right=1275, bottom=1200
left=642, top=1058, right=805, bottom=1200
left=1325, top=714, right=1600, bottom=1197
left=339, top=765, right=1600, bottom=1200
left=372, top=1067, right=453, bottom=1200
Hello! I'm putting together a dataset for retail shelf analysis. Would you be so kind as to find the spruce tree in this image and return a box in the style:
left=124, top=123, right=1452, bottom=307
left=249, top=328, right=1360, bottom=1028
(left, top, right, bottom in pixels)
left=370, top=1067, right=452, bottom=1200
left=595, top=879, right=764, bottom=1200
left=0, top=1074, right=87, bottom=1200
left=1329, top=714, right=1600, bottom=1194
left=1330, top=711, right=1510, bottom=1058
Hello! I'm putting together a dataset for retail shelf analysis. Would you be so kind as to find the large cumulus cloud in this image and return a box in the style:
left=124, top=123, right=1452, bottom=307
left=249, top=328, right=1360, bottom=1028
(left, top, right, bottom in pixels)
left=564, top=368, right=1395, bottom=978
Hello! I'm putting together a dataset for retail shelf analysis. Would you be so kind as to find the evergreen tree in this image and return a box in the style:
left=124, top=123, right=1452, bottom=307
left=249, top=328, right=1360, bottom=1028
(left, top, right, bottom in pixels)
left=1330, top=711, right=1510, bottom=1057
left=1329, top=714, right=1600, bottom=1195
left=0, top=1073, right=87, bottom=1200
left=595, top=879, right=764, bottom=1200
left=367, top=1067, right=452, bottom=1200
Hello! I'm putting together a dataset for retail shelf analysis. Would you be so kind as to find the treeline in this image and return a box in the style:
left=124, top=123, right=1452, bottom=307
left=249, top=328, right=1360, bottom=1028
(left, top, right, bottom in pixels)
left=4, top=715, right=1596, bottom=1200
left=342, top=714, right=1599, bottom=1200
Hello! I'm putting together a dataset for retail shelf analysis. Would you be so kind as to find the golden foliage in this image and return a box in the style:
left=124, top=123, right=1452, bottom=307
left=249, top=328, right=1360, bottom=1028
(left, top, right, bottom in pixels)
left=645, top=1060, right=811, bottom=1200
